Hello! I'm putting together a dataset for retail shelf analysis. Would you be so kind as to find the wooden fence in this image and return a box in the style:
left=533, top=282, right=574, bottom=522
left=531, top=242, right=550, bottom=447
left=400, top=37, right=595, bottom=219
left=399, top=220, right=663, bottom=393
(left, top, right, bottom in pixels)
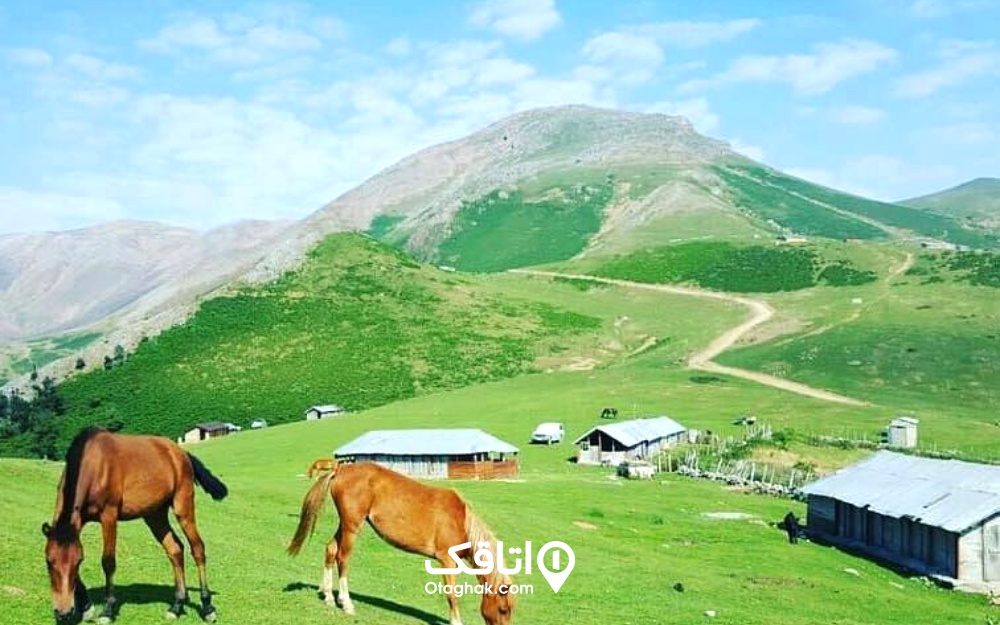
left=448, top=460, right=519, bottom=480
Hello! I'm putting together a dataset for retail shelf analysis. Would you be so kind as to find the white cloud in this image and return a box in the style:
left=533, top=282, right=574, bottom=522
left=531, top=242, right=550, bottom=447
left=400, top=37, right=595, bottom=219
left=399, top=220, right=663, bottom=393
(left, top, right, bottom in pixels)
left=581, top=32, right=663, bottom=65
left=936, top=38, right=996, bottom=58
left=0, top=186, right=125, bottom=233
left=65, top=53, right=140, bottom=81
left=830, top=105, right=886, bottom=124
left=386, top=36, right=412, bottom=57
left=635, top=18, right=763, bottom=48
left=138, top=12, right=334, bottom=67
left=893, top=49, right=1000, bottom=97
left=475, top=58, right=536, bottom=85
left=6, top=47, right=53, bottom=68
left=469, top=0, right=561, bottom=41
left=140, top=17, right=228, bottom=51
left=906, top=0, right=995, bottom=18
left=786, top=154, right=964, bottom=201
left=683, top=39, right=898, bottom=95
left=644, top=98, right=719, bottom=134
left=729, top=138, right=765, bottom=161
left=918, top=122, right=996, bottom=146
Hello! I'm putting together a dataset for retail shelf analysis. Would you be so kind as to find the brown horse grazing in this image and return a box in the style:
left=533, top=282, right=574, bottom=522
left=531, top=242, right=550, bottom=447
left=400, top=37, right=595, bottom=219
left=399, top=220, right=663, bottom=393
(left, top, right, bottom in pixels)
left=306, top=457, right=336, bottom=479
left=287, top=462, right=515, bottom=625
left=42, top=426, right=228, bottom=624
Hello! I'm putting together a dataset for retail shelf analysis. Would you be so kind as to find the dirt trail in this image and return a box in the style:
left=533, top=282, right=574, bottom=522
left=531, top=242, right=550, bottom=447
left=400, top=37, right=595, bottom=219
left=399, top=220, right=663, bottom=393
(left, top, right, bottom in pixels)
left=509, top=269, right=868, bottom=407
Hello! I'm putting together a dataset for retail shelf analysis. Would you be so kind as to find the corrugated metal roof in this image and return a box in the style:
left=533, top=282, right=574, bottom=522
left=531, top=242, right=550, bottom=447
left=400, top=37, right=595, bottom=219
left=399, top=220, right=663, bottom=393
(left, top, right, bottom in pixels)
left=335, top=429, right=519, bottom=457
left=801, top=451, right=1000, bottom=533
left=573, top=416, right=686, bottom=448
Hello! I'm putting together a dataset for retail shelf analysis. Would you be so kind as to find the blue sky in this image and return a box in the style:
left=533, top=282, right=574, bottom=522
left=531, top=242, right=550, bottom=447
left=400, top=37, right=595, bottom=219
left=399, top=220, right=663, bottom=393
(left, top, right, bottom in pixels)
left=1, top=0, right=998, bottom=234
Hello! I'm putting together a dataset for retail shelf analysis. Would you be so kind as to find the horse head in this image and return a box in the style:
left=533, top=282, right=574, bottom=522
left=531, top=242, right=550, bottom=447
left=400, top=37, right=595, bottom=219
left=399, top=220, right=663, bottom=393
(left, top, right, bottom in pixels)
left=480, top=573, right=515, bottom=625
left=42, top=521, right=85, bottom=623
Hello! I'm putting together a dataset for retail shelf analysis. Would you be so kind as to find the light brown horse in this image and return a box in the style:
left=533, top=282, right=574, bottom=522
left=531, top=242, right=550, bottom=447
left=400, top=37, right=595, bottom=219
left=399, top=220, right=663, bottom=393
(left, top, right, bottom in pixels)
left=42, top=426, right=228, bottom=624
left=306, top=457, right=337, bottom=479
left=287, top=462, right=515, bottom=625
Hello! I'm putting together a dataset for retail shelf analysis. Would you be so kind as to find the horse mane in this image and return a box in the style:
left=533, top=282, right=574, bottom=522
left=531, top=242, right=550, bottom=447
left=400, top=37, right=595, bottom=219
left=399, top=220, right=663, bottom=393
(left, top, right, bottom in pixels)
left=52, top=426, right=105, bottom=544
left=463, top=505, right=509, bottom=590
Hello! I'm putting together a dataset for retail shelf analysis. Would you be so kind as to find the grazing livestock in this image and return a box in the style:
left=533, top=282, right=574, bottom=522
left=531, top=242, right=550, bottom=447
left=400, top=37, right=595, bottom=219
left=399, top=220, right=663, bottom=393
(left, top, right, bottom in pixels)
left=42, top=426, right=227, bottom=624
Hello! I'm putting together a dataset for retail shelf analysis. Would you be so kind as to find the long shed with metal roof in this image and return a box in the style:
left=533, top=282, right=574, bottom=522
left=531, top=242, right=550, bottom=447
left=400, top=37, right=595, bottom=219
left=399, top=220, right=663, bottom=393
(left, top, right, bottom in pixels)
left=573, top=416, right=687, bottom=466
left=334, top=428, right=519, bottom=480
left=800, top=450, right=1000, bottom=591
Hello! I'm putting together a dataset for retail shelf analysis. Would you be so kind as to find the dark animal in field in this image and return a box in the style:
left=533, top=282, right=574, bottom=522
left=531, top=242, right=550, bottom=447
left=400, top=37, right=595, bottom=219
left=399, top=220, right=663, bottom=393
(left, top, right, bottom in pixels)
left=782, top=511, right=803, bottom=544
left=600, top=407, right=618, bottom=419
left=42, top=426, right=228, bottom=624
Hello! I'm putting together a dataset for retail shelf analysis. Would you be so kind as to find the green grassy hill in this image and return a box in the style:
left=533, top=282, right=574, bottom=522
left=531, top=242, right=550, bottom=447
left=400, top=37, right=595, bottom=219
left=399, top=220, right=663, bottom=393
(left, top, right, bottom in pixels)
left=566, top=241, right=879, bottom=293
left=715, top=254, right=1000, bottom=416
left=903, top=177, right=1000, bottom=235
left=10, top=233, right=754, bottom=455
left=715, top=165, right=997, bottom=249
left=18, top=233, right=618, bottom=452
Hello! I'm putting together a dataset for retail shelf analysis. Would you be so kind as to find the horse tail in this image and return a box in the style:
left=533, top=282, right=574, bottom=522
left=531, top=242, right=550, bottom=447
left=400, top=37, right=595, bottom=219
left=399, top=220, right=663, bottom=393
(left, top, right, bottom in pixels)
left=288, top=468, right=337, bottom=556
left=188, top=454, right=229, bottom=501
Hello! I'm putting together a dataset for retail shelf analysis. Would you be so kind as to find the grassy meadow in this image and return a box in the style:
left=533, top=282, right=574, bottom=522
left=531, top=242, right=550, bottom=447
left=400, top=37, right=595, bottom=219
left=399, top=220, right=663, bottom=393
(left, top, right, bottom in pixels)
left=3, top=227, right=1000, bottom=624
left=1, top=365, right=996, bottom=625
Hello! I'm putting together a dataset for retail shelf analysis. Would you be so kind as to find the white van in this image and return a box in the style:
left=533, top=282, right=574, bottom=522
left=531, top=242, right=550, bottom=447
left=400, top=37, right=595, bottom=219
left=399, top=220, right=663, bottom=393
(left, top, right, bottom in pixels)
left=531, top=422, right=565, bottom=445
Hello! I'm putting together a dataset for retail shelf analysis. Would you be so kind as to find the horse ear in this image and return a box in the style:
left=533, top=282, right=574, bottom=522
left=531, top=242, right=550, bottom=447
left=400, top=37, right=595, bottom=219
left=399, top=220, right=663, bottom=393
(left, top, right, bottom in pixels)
left=42, top=522, right=52, bottom=537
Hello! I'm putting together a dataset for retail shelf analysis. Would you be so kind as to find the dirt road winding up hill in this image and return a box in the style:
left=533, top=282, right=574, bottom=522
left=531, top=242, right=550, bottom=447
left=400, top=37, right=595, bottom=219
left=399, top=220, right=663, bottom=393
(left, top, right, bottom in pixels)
left=509, top=269, right=868, bottom=407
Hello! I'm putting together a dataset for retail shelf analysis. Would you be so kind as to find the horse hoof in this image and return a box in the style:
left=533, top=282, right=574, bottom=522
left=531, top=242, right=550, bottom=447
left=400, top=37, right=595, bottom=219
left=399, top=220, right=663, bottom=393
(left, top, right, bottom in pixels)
left=165, top=611, right=179, bottom=620
left=81, top=605, right=97, bottom=621
left=203, top=611, right=218, bottom=623
left=342, top=603, right=356, bottom=616
left=323, top=598, right=336, bottom=608
left=96, top=617, right=113, bottom=625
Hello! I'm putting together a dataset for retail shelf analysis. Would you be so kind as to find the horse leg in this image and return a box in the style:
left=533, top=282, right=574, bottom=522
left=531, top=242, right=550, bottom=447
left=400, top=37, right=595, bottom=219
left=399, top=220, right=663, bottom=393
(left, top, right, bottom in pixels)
left=174, top=502, right=217, bottom=622
left=435, top=555, right=464, bottom=625
left=321, top=537, right=338, bottom=606
left=97, top=511, right=119, bottom=624
left=334, top=524, right=361, bottom=615
left=144, top=510, right=188, bottom=619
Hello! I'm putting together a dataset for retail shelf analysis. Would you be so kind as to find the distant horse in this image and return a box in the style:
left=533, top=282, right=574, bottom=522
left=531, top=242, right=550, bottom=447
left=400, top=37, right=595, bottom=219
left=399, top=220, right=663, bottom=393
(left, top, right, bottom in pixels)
left=42, top=426, right=228, bottom=624
left=600, top=407, right=618, bottom=419
left=306, top=457, right=337, bottom=479
left=287, top=462, right=515, bottom=625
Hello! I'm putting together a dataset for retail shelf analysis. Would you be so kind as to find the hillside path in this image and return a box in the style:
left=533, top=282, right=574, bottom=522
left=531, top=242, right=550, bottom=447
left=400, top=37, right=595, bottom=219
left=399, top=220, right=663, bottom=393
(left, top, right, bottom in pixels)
left=508, top=269, right=869, bottom=407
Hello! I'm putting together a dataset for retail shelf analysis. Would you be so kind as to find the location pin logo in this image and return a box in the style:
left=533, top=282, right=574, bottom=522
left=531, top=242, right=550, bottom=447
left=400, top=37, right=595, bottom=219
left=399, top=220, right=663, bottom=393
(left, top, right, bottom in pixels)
left=536, top=541, right=575, bottom=593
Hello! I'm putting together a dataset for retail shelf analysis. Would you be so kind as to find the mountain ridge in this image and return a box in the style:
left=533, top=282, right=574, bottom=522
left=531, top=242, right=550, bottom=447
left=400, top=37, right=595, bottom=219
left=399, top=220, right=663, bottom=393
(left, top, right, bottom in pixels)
left=3, top=105, right=996, bottom=390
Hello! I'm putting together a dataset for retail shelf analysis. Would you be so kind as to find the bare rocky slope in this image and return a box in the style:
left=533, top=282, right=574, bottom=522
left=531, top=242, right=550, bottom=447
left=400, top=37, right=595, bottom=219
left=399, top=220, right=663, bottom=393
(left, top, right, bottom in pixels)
left=241, top=104, right=744, bottom=282
left=0, top=219, right=294, bottom=342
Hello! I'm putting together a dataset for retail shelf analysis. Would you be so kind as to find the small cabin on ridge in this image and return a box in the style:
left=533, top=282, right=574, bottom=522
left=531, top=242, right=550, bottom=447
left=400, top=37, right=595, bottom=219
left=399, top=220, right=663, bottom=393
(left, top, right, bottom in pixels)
left=334, top=428, right=520, bottom=480
left=181, top=422, right=231, bottom=444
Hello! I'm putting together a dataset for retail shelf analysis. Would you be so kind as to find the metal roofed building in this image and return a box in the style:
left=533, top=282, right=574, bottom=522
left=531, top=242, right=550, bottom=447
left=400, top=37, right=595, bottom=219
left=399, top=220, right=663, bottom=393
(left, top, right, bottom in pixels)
left=334, top=428, right=519, bottom=480
left=573, top=416, right=687, bottom=466
left=304, top=404, right=347, bottom=420
left=800, top=450, right=1000, bottom=591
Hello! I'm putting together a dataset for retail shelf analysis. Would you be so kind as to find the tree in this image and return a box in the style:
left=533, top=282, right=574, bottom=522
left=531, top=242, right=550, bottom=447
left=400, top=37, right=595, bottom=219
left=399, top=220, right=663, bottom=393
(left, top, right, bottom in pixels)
left=30, top=364, right=38, bottom=382
left=75, top=357, right=86, bottom=370
left=32, top=377, right=65, bottom=416
left=104, top=355, right=114, bottom=371
left=113, top=344, right=126, bottom=367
